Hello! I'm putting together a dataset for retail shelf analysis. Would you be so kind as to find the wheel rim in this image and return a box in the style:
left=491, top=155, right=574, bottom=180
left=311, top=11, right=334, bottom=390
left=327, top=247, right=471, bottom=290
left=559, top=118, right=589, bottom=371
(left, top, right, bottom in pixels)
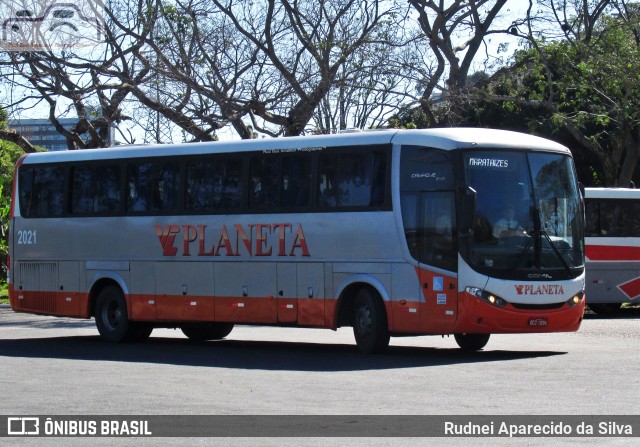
left=355, top=306, right=372, bottom=337
left=103, top=300, right=122, bottom=331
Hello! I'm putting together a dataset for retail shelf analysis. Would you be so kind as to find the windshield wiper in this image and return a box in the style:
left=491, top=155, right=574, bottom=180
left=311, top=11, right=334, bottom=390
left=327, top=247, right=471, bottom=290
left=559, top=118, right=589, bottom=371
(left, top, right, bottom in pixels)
left=539, top=227, right=572, bottom=276
left=506, top=230, right=535, bottom=278
left=506, top=227, right=571, bottom=278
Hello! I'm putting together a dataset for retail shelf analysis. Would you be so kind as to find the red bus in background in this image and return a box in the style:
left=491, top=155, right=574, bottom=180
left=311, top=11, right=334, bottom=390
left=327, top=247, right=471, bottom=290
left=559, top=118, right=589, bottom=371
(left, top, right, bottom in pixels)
left=585, top=187, right=640, bottom=314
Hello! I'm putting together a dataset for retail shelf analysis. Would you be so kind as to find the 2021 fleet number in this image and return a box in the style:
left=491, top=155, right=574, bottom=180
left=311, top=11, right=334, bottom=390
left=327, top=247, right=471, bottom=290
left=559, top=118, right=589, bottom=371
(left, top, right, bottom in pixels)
left=17, top=230, right=37, bottom=245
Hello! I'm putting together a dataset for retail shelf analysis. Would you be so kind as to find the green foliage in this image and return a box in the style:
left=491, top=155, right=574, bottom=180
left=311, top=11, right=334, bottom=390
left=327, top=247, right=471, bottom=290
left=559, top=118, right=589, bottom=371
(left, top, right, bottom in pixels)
left=462, top=15, right=640, bottom=186
left=0, top=137, right=24, bottom=284
left=388, top=107, right=432, bottom=129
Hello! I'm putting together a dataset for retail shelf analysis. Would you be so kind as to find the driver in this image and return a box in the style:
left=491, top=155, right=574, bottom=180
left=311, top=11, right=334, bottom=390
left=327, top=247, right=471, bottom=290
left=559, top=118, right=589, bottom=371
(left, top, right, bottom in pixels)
left=493, top=204, right=523, bottom=237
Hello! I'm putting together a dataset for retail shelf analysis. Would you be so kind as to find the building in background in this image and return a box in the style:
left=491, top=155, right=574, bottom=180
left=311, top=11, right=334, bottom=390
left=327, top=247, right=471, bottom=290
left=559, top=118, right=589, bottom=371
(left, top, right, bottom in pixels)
left=8, top=118, right=114, bottom=151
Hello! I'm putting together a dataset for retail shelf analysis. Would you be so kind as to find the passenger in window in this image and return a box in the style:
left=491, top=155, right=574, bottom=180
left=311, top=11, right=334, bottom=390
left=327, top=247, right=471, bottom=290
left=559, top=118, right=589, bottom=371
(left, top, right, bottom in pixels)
left=319, top=175, right=336, bottom=207
left=338, top=175, right=369, bottom=206
left=251, top=175, right=262, bottom=202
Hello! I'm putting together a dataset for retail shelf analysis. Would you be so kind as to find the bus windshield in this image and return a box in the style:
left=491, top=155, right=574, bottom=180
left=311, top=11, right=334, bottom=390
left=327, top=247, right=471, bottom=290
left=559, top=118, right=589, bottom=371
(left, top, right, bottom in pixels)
left=461, top=150, right=584, bottom=280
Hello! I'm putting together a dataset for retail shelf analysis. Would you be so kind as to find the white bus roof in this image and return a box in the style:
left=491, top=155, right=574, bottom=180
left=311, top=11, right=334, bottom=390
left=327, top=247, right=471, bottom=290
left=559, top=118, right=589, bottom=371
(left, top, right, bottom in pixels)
left=584, top=187, right=640, bottom=199
left=20, top=128, right=571, bottom=164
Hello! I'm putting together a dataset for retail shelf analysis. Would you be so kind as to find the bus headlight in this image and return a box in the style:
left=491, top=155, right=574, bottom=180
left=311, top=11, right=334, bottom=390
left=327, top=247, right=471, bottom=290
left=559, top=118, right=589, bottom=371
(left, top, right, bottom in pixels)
left=465, top=287, right=507, bottom=308
left=567, top=292, right=584, bottom=307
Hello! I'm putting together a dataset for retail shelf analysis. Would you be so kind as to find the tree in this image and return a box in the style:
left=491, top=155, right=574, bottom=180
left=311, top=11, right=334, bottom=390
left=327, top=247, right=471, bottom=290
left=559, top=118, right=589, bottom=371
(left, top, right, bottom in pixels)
left=475, top=0, right=640, bottom=186
left=0, top=0, right=145, bottom=148
left=0, top=109, right=29, bottom=279
left=206, top=0, right=407, bottom=136
left=407, top=0, right=515, bottom=126
left=2, top=0, right=412, bottom=141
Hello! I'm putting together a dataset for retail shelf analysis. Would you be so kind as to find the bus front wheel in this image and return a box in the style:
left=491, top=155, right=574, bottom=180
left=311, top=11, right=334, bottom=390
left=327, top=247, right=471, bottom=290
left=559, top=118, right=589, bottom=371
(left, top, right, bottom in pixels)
left=454, top=333, right=490, bottom=351
left=352, top=289, right=390, bottom=354
left=95, top=285, right=137, bottom=343
left=181, top=323, right=234, bottom=341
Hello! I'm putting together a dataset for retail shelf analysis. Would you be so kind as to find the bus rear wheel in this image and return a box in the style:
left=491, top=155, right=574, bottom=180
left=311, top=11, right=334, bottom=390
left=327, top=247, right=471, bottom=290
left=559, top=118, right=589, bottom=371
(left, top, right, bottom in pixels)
left=181, top=323, right=234, bottom=341
left=454, top=333, right=490, bottom=351
left=352, top=289, right=390, bottom=354
left=95, top=285, right=137, bottom=343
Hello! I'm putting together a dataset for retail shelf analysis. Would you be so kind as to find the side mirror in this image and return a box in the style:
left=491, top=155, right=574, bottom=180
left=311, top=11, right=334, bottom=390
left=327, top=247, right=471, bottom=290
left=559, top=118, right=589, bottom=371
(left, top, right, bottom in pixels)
left=458, top=185, right=476, bottom=235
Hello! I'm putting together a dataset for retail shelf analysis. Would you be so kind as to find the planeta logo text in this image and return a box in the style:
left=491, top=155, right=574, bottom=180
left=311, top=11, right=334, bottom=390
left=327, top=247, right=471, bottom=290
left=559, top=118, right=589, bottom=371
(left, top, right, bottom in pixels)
left=155, top=223, right=310, bottom=257
left=515, top=284, right=564, bottom=295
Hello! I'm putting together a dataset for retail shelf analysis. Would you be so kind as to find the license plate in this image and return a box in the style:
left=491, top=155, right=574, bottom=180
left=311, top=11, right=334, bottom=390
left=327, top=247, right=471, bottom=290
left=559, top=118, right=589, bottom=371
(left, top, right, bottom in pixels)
left=529, top=318, right=548, bottom=327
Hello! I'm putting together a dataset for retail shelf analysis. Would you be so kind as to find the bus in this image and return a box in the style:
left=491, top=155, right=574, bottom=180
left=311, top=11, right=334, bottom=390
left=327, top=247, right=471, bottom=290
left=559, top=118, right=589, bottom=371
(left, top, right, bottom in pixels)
left=8, top=128, right=586, bottom=353
left=584, top=187, right=640, bottom=314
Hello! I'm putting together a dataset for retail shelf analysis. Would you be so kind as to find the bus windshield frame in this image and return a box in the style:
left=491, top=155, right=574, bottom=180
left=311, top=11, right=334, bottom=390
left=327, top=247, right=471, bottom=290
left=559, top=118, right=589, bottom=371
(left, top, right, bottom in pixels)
left=459, top=149, right=584, bottom=280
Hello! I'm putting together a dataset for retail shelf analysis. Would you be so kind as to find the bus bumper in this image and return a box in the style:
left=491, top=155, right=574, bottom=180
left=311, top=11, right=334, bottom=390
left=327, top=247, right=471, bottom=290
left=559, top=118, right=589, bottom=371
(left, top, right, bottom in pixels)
left=453, top=291, right=585, bottom=334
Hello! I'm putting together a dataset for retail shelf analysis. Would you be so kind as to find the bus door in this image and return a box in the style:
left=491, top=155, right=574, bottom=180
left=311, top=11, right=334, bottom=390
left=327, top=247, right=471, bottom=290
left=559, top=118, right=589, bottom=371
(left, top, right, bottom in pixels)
left=400, top=146, right=458, bottom=333
left=416, top=191, right=458, bottom=333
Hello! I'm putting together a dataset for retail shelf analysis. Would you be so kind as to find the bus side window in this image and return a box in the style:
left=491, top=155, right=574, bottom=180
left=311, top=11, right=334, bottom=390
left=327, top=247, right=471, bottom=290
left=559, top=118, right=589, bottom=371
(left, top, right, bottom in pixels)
left=600, top=201, right=625, bottom=236
left=584, top=200, right=600, bottom=236
left=19, top=166, right=65, bottom=217
left=71, top=165, right=120, bottom=215
left=281, top=156, right=310, bottom=208
left=318, top=154, right=338, bottom=207
left=18, top=167, right=34, bottom=217
left=186, top=158, right=243, bottom=211
left=249, top=156, right=279, bottom=210
left=318, top=151, right=386, bottom=209
left=127, top=161, right=180, bottom=213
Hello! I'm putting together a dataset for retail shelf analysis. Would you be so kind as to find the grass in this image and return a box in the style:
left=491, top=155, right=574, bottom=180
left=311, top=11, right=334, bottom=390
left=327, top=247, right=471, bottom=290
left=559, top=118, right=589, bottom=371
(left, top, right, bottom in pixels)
left=0, top=283, right=8, bottom=304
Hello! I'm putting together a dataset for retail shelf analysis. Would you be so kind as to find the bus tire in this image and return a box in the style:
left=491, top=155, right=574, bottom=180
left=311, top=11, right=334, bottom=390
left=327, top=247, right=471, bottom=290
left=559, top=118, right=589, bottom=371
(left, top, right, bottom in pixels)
left=95, top=285, right=133, bottom=343
left=352, top=288, right=390, bottom=354
left=454, top=333, right=490, bottom=351
left=588, top=303, right=621, bottom=315
left=181, top=323, right=234, bottom=341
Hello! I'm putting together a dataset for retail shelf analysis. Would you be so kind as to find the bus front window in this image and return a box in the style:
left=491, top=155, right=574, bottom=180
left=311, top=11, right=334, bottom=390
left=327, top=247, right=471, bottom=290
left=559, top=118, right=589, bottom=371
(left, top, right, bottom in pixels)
left=462, top=151, right=584, bottom=280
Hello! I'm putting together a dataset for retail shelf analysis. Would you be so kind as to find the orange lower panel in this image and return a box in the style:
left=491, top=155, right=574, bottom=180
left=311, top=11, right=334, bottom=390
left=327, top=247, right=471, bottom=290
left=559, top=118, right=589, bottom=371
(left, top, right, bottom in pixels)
left=9, top=286, right=332, bottom=328
left=453, top=291, right=585, bottom=334
left=156, top=295, right=215, bottom=322
left=298, top=299, right=325, bottom=327
left=9, top=285, right=583, bottom=335
left=215, top=296, right=278, bottom=324
left=9, top=287, right=88, bottom=318
left=130, top=294, right=156, bottom=321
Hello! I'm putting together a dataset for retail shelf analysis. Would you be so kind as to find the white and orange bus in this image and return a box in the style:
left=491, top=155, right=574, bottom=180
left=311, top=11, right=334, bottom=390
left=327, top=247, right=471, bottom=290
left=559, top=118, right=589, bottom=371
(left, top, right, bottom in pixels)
left=8, top=128, right=585, bottom=353
left=584, top=187, right=640, bottom=314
